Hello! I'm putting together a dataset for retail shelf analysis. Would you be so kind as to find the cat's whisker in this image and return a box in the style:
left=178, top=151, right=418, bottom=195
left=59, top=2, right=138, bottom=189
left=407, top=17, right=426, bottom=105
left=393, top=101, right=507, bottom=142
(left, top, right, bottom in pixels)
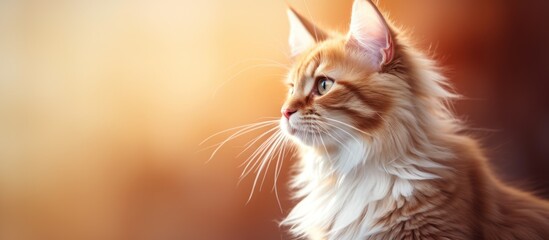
left=240, top=130, right=281, bottom=179
left=309, top=129, right=315, bottom=148
left=317, top=123, right=352, bottom=153
left=315, top=128, right=332, bottom=163
left=241, top=126, right=283, bottom=152
left=310, top=130, right=315, bottom=146
left=305, top=127, right=312, bottom=147
left=200, top=120, right=277, bottom=146
left=272, top=137, right=289, bottom=212
left=321, top=121, right=362, bottom=145
left=259, top=132, right=286, bottom=191
left=307, top=128, right=314, bottom=147
left=273, top=137, right=289, bottom=192
left=239, top=132, right=280, bottom=194
left=200, top=124, right=276, bottom=156
left=239, top=135, right=278, bottom=187
left=237, top=126, right=280, bottom=160
left=239, top=128, right=279, bottom=174
left=206, top=121, right=278, bottom=163
left=256, top=116, right=283, bottom=120
left=322, top=124, right=352, bottom=152
left=324, top=117, right=372, bottom=137
left=247, top=131, right=285, bottom=203
left=241, top=129, right=284, bottom=180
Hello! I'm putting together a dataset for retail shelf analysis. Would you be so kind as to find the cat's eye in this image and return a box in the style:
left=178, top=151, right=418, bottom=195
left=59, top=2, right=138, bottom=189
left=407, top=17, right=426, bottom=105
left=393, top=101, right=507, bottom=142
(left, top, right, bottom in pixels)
left=317, top=77, right=334, bottom=95
left=289, top=87, right=294, bottom=95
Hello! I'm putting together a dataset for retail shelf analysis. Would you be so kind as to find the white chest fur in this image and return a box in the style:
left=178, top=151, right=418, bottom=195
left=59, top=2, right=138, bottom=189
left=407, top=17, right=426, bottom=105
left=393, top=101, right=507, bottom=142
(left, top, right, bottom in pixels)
left=282, top=138, right=441, bottom=240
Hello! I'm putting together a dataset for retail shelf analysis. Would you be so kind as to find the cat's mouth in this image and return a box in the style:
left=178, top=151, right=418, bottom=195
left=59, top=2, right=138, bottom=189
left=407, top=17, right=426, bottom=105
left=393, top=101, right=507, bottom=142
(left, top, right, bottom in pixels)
left=280, top=113, right=362, bottom=149
left=280, top=115, right=328, bottom=146
left=280, top=116, right=300, bottom=135
left=280, top=117, right=298, bottom=136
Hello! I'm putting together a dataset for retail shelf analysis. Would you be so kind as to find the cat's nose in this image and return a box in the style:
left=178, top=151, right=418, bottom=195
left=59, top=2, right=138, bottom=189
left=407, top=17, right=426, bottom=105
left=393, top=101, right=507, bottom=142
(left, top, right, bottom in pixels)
left=282, top=108, right=297, bottom=120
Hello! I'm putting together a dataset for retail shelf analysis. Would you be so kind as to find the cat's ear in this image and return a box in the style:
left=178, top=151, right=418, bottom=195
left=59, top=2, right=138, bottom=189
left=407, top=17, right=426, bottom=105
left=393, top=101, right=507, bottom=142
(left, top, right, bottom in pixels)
left=287, top=7, right=328, bottom=57
left=347, top=0, right=394, bottom=68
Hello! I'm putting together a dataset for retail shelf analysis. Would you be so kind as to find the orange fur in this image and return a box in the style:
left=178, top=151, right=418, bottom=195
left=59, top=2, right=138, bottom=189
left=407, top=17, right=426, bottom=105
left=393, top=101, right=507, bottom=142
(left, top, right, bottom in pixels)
left=280, top=1, right=549, bottom=239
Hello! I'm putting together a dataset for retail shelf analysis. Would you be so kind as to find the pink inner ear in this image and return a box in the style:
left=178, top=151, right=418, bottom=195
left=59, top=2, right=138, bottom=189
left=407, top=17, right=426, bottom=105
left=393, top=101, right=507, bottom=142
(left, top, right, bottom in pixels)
left=287, top=9, right=316, bottom=57
left=348, top=0, right=393, bottom=68
left=382, top=32, right=393, bottom=65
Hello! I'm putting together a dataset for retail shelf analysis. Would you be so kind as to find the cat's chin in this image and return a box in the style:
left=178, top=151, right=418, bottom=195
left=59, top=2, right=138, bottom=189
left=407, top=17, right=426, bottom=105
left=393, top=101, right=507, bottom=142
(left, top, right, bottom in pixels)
left=280, top=117, right=331, bottom=149
left=279, top=117, right=300, bottom=139
left=279, top=117, right=311, bottom=146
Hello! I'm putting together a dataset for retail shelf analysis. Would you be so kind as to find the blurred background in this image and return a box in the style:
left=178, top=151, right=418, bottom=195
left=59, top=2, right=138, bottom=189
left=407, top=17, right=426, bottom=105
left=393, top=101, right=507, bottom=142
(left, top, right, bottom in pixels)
left=1, top=0, right=548, bottom=239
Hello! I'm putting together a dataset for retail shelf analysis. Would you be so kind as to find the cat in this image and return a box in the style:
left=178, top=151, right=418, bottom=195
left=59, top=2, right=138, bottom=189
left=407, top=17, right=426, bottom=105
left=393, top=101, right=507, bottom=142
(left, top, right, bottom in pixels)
left=277, top=0, right=549, bottom=239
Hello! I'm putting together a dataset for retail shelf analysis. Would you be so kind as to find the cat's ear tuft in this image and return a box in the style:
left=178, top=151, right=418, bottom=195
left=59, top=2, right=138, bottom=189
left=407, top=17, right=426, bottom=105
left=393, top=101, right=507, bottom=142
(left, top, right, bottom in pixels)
left=347, top=0, right=394, bottom=68
left=287, top=7, right=328, bottom=57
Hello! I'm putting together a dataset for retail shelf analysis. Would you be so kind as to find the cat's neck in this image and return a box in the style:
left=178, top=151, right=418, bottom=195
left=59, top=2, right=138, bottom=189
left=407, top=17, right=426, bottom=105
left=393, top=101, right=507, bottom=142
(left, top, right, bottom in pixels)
left=283, top=133, right=453, bottom=240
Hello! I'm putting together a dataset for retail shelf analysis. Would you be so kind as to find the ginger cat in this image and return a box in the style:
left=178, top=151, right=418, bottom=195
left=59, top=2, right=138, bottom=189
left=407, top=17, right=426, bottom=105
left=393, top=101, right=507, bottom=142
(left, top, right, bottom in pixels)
left=278, top=1, right=549, bottom=239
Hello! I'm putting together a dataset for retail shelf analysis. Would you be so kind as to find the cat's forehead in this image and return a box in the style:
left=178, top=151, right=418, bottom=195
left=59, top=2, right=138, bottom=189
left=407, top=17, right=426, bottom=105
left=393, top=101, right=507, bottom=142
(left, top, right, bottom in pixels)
left=287, top=41, right=342, bottom=84
left=287, top=42, right=371, bottom=87
left=286, top=59, right=318, bottom=96
left=288, top=53, right=348, bottom=97
left=286, top=57, right=323, bottom=97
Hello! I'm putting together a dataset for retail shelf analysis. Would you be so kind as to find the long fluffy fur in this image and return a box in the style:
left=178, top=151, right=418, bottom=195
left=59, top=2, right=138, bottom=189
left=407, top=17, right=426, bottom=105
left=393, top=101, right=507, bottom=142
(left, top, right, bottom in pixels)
left=278, top=2, right=549, bottom=240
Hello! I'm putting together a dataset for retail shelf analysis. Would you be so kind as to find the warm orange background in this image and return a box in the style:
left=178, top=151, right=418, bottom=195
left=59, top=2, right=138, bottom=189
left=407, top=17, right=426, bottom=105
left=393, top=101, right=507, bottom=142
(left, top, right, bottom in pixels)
left=1, top=0, right=548, bottom=239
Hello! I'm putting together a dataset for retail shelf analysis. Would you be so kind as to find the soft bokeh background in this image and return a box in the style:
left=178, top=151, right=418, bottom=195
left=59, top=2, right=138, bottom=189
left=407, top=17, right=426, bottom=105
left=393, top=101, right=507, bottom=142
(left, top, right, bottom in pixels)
left=1, top=0, right=548, bottom=239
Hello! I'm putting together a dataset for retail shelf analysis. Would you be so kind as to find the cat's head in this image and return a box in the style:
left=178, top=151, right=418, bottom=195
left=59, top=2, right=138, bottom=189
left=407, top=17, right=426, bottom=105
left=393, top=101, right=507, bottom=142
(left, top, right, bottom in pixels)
left=280, top=0, right=401, bottom=151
